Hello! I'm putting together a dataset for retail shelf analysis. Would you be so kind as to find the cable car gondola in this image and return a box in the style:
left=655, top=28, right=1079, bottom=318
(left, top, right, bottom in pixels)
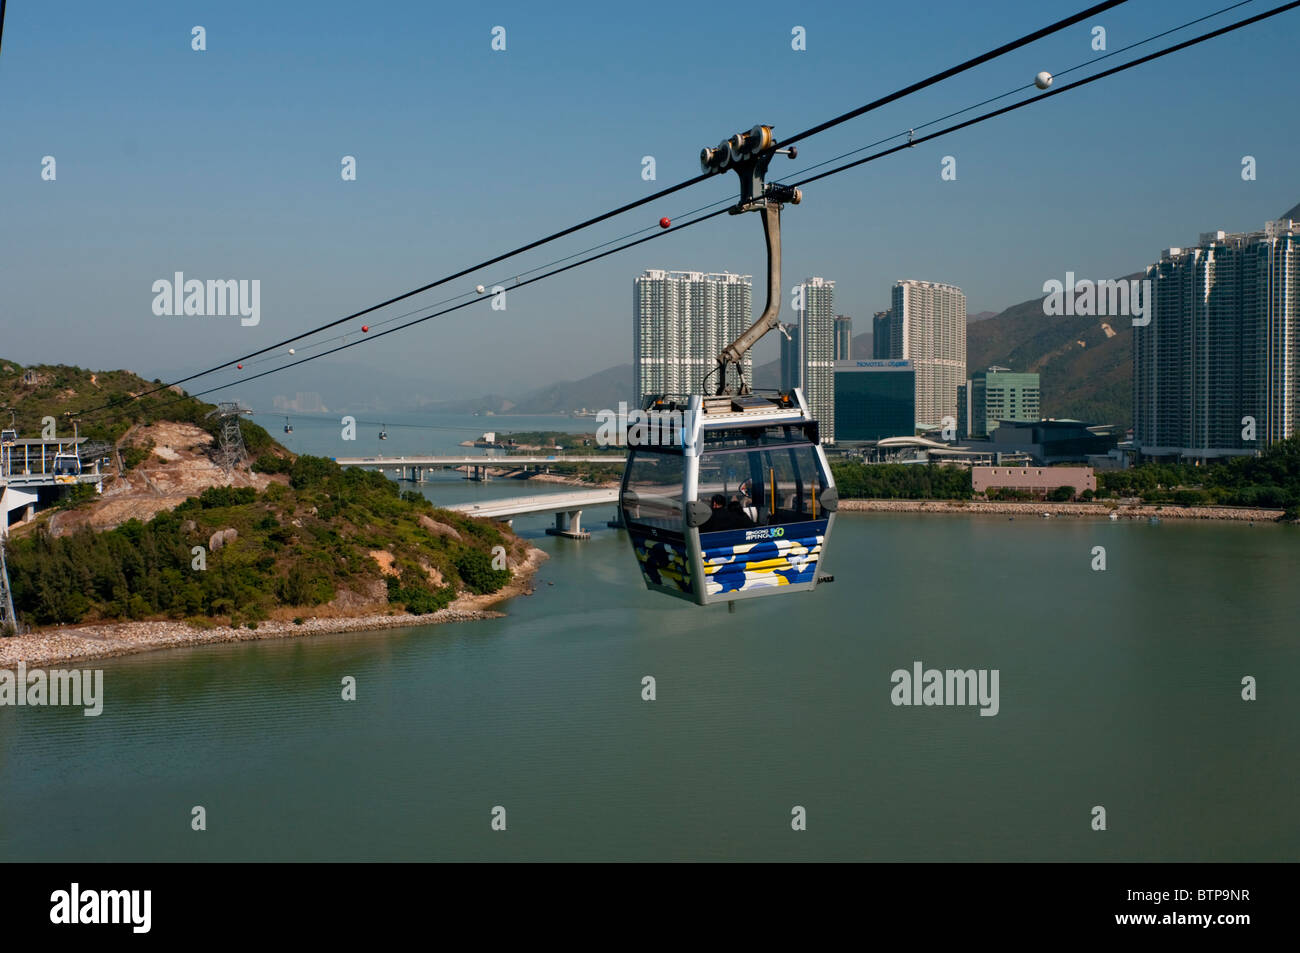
left=283, top=417, right=294, bottom=434
left=1, top=411, right=17, bottom=445
left=379, top=424, right=389, bottom=440
left=52, top=448, right=82, bottom=484
left=621, top=391, right=836, bottom=605
left=619, top=124, right=837, bottom=606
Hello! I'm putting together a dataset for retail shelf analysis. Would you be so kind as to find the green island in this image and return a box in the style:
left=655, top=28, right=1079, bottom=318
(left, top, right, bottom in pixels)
left=1, top=361, right=519, bottom=632
left=7, top=460, right=513, bottom=627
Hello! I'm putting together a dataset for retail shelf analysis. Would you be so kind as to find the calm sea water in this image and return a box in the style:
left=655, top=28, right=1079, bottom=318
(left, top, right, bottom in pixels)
left=253, top=411, right=596, bottom=458
left=0, top=416, right=1295, bottom=861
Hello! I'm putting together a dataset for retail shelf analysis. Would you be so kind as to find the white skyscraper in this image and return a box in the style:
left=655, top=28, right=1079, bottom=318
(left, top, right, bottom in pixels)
left=1135, top=218, right=1300, bottom=459
left=890, top=279, right=967, bottom=429
left=634, top=270, right=753, bottom=403
left=797, top=277, right=836, bottom=442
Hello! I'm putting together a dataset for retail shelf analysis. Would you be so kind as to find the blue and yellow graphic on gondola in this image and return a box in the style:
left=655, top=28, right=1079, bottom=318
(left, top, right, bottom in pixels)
left=699, top=520, right=826, bottom=596
left=630, top=533, right=694, bottom=595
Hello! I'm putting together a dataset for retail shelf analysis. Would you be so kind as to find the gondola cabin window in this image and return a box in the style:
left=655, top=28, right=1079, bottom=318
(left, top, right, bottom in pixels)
left=696, top=441, right=826, bottom=533
left=620, top=451, right=685, bottom=537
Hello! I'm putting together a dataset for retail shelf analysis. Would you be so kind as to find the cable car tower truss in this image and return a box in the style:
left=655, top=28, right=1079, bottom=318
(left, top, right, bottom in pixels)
left=0, top=537, right=22, bottom=636
left=206, top=402, right=252, bottom=473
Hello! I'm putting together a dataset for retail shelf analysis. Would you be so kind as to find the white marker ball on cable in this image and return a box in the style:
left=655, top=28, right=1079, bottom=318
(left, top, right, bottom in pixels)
left=288, top=348, right=296, bottom=355
left=476, top=284, right=486, bottom=294
left=1034, top=71, right=1053, bottom=90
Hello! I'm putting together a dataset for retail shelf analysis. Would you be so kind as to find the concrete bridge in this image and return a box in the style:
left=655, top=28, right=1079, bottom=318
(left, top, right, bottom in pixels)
left=334, top=454, right=625, bottom=483
left=445, top=488, right=621, bottom=540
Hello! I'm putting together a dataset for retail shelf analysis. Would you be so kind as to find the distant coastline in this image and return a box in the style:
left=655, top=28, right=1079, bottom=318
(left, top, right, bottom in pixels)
left=837, top=499, right=1287, bottom=522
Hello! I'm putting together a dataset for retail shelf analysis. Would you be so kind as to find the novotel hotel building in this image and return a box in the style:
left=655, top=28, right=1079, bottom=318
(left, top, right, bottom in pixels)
left=833, top=359, right=917, bottom=442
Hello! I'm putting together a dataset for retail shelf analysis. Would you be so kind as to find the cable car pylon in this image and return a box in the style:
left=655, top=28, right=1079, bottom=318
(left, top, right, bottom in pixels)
left=205, top=402, right=251, bottom=474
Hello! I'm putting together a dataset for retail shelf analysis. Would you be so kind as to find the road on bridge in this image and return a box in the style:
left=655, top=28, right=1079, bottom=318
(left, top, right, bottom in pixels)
left=444, top=488, right=620, bottom=520
left=335, top=455, right=624, bottom=467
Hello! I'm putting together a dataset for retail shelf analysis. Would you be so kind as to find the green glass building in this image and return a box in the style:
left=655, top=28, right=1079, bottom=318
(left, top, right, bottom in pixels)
left=969, top=367, right=1040, bottom=437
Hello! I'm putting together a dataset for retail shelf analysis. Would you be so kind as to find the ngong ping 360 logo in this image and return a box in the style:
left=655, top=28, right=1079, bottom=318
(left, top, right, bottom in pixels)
left=595, top=402, right=696, bottom=447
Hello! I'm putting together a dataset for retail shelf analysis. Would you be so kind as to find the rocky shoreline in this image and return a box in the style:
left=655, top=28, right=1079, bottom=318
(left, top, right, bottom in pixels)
left=837, top=499, right=1287, bottom=521
left=0, top=544, right=549, bottom=671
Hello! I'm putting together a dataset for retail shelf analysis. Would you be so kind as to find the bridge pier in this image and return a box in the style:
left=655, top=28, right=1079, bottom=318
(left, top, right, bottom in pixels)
left=545, top=509, right=590, bottom=540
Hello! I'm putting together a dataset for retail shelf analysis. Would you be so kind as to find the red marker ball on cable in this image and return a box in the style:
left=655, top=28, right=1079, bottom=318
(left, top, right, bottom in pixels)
left=659, top=217, right=671, bottom=229
left=361, top=325, right=369, bottom=332
left=236, top=364, right=243, bottom=369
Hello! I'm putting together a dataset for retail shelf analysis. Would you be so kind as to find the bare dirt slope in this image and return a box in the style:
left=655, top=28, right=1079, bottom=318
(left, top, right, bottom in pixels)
left=47, top=420, right=282, bottom=535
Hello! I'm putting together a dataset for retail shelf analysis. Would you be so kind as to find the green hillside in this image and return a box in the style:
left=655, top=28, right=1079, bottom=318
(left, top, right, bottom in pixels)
left=966, top=286, right=1135, bottom=428
left=0, top=359, right=279, bottom=459
left=6, top=455, right=515, bottom=627
left=1, top=360, right=520, bottom=631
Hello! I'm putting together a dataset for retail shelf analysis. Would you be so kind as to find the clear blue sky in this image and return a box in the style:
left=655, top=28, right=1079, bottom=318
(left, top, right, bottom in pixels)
left=2, top=0, right=1297, bottom=409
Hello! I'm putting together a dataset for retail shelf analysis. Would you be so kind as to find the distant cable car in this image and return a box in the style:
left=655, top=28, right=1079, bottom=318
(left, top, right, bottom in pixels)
left=1, top=411, right=16, bottom=445
left=52, top=448, right=82, bottom=484
left=619, top=124, right=836, bottom=606
left=283, top=417, right=294, bottom=434
left=379, top=424, right=389, bottom=440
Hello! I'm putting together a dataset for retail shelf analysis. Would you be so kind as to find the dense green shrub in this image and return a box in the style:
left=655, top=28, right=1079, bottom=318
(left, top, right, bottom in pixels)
left=120, top=445, right=151, bottom=471
left=197, top=485, right=257, bottom=508
left=290, top=455, right=340, bottom=490
left=453, top=547, right=511, bottom=595
left=385, top=577, right=454, bottom=615
left=830, top=462, right=971, bottom=500
left=1098, top=439, right=1300, bottom=510
left=278, top=563, right=334, bottom=606
left=252, top=453, right=293, bottom=475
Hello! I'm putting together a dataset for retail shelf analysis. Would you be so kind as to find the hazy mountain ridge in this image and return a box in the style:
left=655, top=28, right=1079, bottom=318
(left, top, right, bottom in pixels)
left=426, top=363, right=633, bottom=415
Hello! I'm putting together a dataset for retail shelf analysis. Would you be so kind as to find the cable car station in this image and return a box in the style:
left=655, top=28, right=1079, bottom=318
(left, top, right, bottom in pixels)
left=1, top=434, right=107, bottom=537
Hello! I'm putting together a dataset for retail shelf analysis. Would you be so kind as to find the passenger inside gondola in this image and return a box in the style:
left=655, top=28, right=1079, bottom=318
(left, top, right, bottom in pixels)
left=702, top=493, right=754, bottom=532
left=726, top=498, right=755, bottom=527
